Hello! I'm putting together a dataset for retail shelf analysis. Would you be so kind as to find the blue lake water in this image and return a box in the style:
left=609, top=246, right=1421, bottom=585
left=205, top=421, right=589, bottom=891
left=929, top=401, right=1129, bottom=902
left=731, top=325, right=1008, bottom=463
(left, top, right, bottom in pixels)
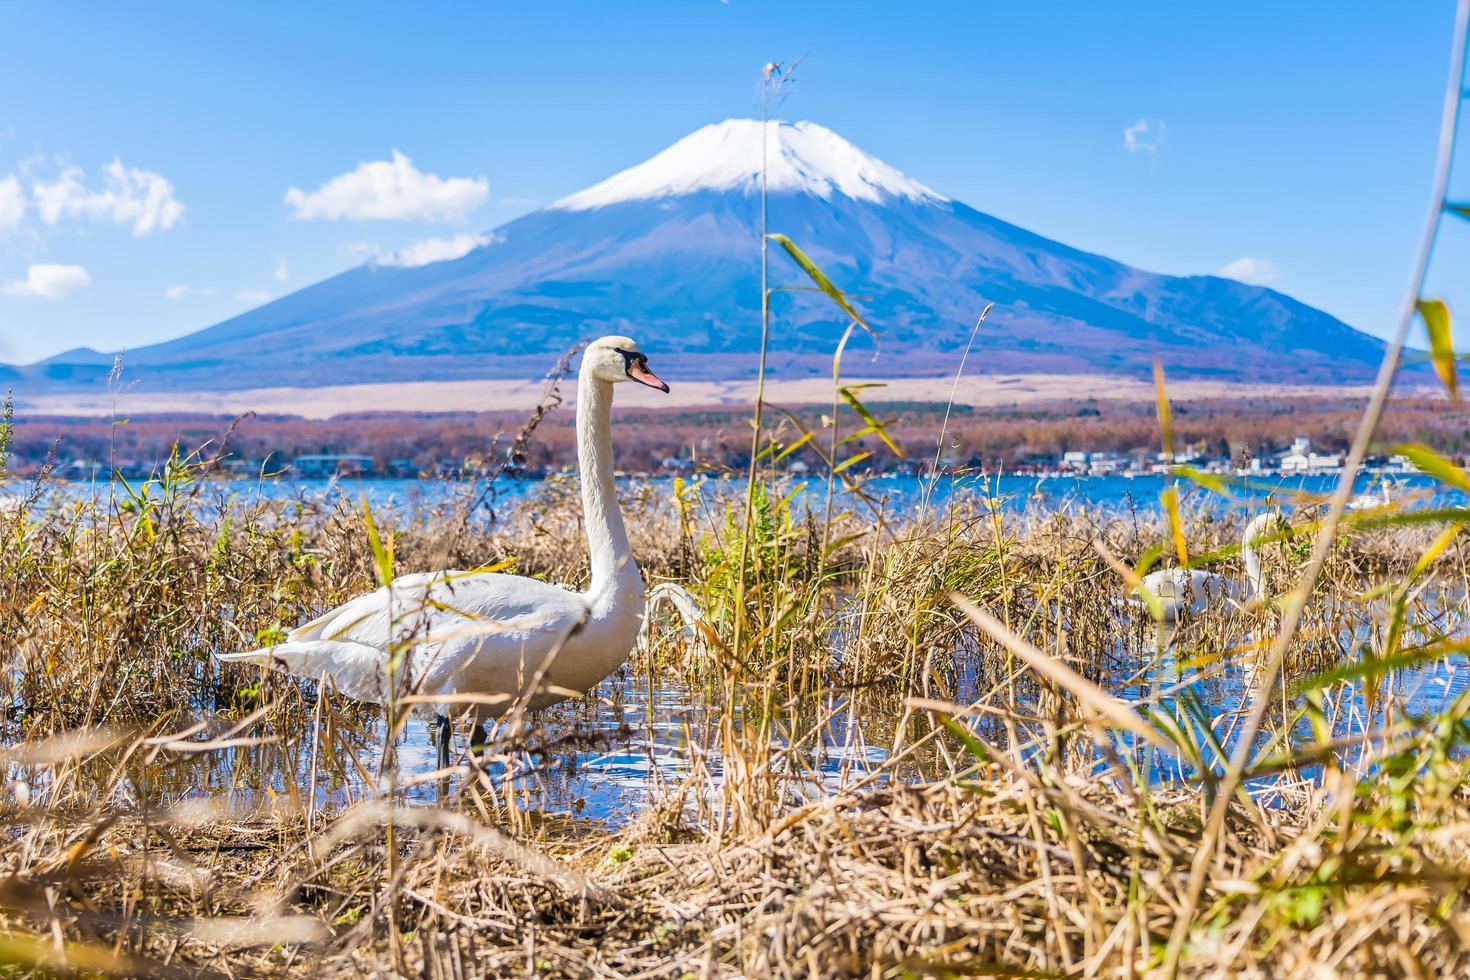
left=18, top=469, right=1453, bottom=519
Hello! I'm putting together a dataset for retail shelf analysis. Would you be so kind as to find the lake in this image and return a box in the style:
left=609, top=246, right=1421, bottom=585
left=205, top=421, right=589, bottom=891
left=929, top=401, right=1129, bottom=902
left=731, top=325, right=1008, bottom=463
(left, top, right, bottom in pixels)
left=17, top=469, right=1448, bottom=519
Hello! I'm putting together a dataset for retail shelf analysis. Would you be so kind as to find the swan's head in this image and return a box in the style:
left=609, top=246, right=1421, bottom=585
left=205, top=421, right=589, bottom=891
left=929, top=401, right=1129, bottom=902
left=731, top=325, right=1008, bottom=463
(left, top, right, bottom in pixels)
left=583, top=335, right=669, bottom=392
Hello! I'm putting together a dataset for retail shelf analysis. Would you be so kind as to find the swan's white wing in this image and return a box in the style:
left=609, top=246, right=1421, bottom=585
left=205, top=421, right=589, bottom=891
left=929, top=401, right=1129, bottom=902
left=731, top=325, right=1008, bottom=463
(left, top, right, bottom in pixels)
left=293, top=570, right=587, bottom=649
left=228, top=570, right=594, bottom=711
left=399, top=573, right=596, bottom=710
left=287, top=570, right=467, bottom=643
left=1138, top=569, right=1227, bottom=618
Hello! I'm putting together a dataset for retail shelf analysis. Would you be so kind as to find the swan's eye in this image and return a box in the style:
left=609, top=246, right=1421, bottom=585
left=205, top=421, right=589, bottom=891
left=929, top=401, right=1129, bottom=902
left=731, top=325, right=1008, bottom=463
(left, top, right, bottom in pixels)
left=614, top=347, right=644, bottom=370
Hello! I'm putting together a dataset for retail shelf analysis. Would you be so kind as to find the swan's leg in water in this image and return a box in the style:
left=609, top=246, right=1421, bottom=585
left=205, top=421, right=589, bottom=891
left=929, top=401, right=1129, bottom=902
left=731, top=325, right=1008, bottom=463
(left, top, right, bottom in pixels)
left=434, top=713, right=452, bottom=771
left=469, top=720, right=492, bottom=755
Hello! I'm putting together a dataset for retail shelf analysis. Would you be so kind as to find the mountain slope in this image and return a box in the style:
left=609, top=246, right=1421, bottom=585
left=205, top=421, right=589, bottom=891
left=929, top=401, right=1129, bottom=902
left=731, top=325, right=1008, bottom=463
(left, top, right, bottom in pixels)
left=19, top=119, right=1390, bottom=391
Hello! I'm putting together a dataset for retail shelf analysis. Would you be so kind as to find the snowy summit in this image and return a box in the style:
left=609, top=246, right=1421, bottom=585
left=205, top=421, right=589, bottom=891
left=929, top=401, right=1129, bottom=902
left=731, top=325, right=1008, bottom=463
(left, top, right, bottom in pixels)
left=551, top=119, right=947, bottom=211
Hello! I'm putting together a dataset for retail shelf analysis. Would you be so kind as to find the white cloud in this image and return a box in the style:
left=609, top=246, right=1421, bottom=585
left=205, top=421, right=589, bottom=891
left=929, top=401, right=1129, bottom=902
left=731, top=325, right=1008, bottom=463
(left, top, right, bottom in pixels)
left=284, top=150, right=488, bottom=223
left=4, top=263, right=90, bottom=299
left=274, top=258, right=289, bottom=282
left=164, top=284, right=217, bottom=299
left=236, top=289, right=272, bottom=304
left=32, top=158, right=184, bottom=236
left=1216, top=257, right=1280, bottom=286
left=0, top=175, right=24, bottom=234
left=372, top=232, right=496, bottom=268
left=1123, top=118, right=1166, bottom=155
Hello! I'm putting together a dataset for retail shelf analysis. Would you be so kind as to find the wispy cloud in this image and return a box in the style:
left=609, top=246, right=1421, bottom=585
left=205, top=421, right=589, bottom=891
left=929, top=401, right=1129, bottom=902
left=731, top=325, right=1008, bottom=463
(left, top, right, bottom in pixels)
left=372, top=232, right=497, bottom=268
left=274, top=258, right=289, bottom=282
left=285, top=151, right=488, bottom=223
left=1123, top=118, right=1166, bottom=155
left=0, top=175, right=24, bottom=234
left=4, top=263, right=90, bottom=299
left=1216, top=256, right=1280, bottom=285
left=235, top=289, right=272, bottom=304
left=164, top=284, right=217, bottom=300
left=32, top=158, right=184, bottom=236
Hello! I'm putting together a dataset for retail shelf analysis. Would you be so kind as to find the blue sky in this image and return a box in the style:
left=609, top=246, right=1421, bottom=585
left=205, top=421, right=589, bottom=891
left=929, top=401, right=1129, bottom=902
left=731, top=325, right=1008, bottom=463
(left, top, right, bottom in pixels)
left=0, top=2, right=1462, bottom=364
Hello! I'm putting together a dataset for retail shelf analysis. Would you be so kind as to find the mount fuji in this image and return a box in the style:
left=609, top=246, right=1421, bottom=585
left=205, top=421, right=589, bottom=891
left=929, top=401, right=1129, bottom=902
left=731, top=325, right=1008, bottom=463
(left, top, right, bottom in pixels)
left=15, top=119, right=1390, bottom=393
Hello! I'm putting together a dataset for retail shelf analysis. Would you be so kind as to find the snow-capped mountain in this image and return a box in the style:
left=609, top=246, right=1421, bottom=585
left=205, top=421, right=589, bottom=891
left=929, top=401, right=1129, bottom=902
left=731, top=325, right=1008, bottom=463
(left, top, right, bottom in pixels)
left=15, top=119, right=1390, bottom=392
left=551, top=120, right=945, bottom=209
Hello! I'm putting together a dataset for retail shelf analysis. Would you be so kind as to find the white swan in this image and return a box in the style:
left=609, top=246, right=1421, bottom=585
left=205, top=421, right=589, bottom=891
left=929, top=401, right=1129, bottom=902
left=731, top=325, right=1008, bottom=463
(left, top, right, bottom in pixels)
left=1135, top=512, right=1277, bottom=620
left=1348, top=479, right=1394, bottom=512
left=218, top=336, right=669, bottom=770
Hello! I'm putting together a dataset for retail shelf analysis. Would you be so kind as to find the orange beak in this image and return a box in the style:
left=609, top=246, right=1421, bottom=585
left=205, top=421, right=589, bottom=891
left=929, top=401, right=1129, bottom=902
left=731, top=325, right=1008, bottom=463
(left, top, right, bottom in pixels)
left=628, top=362, right=670, bottom=392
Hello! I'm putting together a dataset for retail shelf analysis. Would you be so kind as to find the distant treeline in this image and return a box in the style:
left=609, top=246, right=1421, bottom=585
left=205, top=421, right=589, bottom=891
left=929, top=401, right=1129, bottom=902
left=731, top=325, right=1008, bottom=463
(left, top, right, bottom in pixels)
left=11, top=395, right=1470, bottom=479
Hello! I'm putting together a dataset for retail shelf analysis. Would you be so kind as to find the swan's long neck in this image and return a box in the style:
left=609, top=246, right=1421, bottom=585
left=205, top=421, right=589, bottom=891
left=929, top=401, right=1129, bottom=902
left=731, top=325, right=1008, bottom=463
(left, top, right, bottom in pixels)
left=1241, top=514, right=1270, bottom=600
left=577, top=371, right=639, bottom=601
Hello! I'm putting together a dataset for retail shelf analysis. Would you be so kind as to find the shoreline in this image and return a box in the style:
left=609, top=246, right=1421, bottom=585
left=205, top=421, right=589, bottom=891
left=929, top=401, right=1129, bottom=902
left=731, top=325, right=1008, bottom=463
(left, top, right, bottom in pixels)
left=8, top=465, right=1420, bottom=485
left=13, top=373, right=1385, bottom=420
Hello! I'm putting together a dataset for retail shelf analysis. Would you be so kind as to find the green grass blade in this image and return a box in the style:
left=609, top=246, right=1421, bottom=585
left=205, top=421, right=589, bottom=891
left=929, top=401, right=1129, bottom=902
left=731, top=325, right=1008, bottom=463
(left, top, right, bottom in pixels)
left=1418, top=298, right=1460, bottom=400
left=838, top=386, right=903, bottom=457
left=767, top=233, right=873, bottom=336
left=1394, top=443, right=1470, bottom=494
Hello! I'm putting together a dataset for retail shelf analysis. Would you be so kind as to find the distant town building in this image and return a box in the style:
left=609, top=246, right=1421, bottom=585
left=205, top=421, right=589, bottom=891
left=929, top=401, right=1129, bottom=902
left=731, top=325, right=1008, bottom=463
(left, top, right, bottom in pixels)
left=1061, top=450, right=1091, bottom=472
left=1155, top=443, right=1204, bottom=466
left=1276, top=436, right=1341, bottom=473
left=1279, top=451, right=1343, bottom=473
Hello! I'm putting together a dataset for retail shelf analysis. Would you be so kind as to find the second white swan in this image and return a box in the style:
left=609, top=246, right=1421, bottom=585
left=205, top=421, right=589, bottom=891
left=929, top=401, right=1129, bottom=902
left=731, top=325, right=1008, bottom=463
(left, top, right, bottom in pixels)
left=1136, top=511, right=1279, bottom=620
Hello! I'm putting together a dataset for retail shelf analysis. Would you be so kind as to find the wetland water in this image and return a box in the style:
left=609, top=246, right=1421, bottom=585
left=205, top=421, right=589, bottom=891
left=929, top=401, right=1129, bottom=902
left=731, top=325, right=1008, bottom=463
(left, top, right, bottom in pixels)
left=132, top=609, right=1470, bottom=829
left=9, top=469, right=1450, bottom=517
left=8, top=469, right=1466, bottom=827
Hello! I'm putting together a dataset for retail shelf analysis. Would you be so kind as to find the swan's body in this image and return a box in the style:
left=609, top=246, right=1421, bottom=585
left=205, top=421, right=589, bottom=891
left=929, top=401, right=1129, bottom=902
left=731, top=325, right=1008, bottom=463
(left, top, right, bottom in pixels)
left=217, top=336, right=670, bottom=768
left=1135, top=512, right=1275, bottom=620
left=1348, top=480, right=1394, bottom=512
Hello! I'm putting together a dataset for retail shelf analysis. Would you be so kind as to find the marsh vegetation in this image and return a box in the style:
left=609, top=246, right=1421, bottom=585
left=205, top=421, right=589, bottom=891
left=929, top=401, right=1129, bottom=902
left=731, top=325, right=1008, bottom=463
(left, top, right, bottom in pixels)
left=3, top=409, right=1470, bottom=977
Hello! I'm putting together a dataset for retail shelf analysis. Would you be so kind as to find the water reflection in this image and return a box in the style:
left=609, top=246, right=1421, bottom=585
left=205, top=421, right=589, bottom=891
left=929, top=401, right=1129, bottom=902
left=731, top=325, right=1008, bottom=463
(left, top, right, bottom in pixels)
left=109, top=664, right=912, bottom=828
